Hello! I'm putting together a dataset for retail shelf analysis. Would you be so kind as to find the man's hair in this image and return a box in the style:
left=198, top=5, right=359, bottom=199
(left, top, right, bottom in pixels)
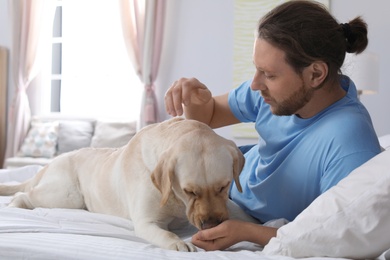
left=257, top=0, right=368, bottom=85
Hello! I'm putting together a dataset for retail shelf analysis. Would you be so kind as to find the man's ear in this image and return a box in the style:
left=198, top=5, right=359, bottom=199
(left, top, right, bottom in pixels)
left=306, top=61, right=328, bottom=89
left=151, top=152, right=176, bottom=206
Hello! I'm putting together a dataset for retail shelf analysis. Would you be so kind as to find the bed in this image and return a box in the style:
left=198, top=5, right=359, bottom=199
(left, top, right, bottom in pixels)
left=1, top=135, right=390, bottom=260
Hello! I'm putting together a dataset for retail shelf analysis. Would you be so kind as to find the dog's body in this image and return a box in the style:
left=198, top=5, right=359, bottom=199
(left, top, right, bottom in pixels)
left=0, top=118, right=253, bottom=251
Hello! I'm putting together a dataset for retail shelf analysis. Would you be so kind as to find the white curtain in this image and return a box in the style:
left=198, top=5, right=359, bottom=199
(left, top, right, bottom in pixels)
left=120, top=0, right=167, bottom=127
left=4, top=0, right=55, bottom=163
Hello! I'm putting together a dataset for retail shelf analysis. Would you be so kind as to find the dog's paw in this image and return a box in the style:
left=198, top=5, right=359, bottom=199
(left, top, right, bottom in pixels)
left=168, top=241, right=197, bottom=252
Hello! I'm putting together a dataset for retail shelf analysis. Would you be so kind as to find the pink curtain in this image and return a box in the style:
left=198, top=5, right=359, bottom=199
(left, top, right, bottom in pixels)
left=119, top=0, right=166, bottom=127
left=4, top=0, right=55, bottom=163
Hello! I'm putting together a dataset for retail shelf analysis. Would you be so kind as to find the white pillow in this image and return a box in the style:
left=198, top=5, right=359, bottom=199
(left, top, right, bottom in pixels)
left=57, top=120, right=94, bottom=154
left=379, top=134, right=390, bottom=150
left=91, top=120, right=137, bottom=148
left=263, top=150, right=390, bottom=259
left=18, top=121, right=59, bottom=158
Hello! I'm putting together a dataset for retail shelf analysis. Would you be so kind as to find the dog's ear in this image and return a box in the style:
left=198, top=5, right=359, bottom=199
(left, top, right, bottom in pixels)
left=230, top=146, right=245, bottom=193
left=151, top=153, right=176, bottom=206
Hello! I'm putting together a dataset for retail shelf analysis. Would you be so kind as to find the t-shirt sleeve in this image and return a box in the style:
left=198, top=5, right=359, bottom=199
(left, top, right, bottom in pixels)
left=228, top=80, right=262, bottom=123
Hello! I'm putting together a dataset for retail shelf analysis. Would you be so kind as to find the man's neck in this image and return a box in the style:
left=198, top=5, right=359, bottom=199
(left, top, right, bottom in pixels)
left=296, top=83, right=347, bottom=119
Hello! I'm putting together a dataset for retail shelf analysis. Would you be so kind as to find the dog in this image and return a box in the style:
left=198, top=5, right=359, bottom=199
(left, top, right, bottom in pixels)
left=0, top=117, right=252, bottom=252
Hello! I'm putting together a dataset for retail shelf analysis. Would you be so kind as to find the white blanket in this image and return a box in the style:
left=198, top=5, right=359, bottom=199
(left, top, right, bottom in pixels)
left=0, top=165, right=388, bottom=260
left=0, top=207, right=269, bottom=260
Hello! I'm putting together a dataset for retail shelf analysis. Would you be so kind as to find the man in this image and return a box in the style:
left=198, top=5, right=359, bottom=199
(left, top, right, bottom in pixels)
left=164, top=0, right=381, bottom=251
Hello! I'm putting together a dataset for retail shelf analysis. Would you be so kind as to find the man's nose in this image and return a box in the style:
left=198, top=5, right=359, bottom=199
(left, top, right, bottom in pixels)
left=251, top=73, right=267, bottom=91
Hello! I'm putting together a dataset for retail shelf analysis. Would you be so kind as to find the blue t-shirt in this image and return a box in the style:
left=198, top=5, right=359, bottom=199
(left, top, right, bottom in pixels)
left=228, top=76, right=381, bottom=223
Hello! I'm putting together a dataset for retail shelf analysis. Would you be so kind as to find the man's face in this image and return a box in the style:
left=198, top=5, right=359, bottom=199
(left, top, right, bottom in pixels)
left=251, top=38, right=314, bottom=117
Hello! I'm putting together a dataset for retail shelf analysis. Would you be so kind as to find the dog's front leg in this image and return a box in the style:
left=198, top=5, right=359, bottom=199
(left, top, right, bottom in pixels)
left=134, top=220, right=197, bottom=252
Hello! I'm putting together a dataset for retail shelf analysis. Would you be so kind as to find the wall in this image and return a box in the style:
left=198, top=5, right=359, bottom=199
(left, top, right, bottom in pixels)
left=330, top=0, right=390, bottom=137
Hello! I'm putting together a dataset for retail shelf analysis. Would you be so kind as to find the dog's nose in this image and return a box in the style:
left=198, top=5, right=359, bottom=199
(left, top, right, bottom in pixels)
left=200, top=218, right=222, bottom=230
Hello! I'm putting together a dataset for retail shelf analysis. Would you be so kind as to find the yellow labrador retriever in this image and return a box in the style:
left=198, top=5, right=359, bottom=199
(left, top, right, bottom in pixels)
left=0, top=117, right=250, bottom=251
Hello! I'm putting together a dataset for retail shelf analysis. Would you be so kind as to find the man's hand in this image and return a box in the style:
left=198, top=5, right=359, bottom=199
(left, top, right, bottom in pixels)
left=164, top=77, right=212, bottom=117
left=191, top=219, right=278, bottom=251
left=191, top=220, right=243, bottom=251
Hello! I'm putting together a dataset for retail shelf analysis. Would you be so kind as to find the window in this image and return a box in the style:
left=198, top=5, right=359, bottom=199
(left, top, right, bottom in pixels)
left=51, top=1, right=62, bottom=112
left=51, top=0, right=142, bottom=120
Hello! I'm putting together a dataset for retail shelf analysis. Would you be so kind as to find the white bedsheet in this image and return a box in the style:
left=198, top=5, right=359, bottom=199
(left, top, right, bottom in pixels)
left=0, top=165, right=389, bottom=260
left=0, top=207, right=260, bottom=260
left=0, top=206, right=344, bottom=260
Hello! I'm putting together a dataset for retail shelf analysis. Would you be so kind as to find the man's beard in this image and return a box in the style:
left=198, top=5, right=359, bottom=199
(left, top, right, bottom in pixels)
left=263, top=83, right=314, bottom=116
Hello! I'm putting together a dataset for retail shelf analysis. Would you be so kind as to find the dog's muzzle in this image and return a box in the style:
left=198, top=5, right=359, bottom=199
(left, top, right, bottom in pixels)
left=200, top=217, right=223, bottom=230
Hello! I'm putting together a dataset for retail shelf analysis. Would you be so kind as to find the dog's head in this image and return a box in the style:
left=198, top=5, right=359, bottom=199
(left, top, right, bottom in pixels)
left=151, top=137, right=244, bottom=230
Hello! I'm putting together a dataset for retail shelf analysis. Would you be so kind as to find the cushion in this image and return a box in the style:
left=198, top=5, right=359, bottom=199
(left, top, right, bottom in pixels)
left=91, top=120, right=137, bottom=148
left=18, top=121, right=59, bottom=158
left=57, top=120, right=94, bottom=154
left=263, top=149, right=390, bottom=259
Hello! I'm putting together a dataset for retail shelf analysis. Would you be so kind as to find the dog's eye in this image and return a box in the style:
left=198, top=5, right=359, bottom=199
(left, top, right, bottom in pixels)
left=184, top=189, right=197, bottom=198
left=218, top=183, right=230, bottom=194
